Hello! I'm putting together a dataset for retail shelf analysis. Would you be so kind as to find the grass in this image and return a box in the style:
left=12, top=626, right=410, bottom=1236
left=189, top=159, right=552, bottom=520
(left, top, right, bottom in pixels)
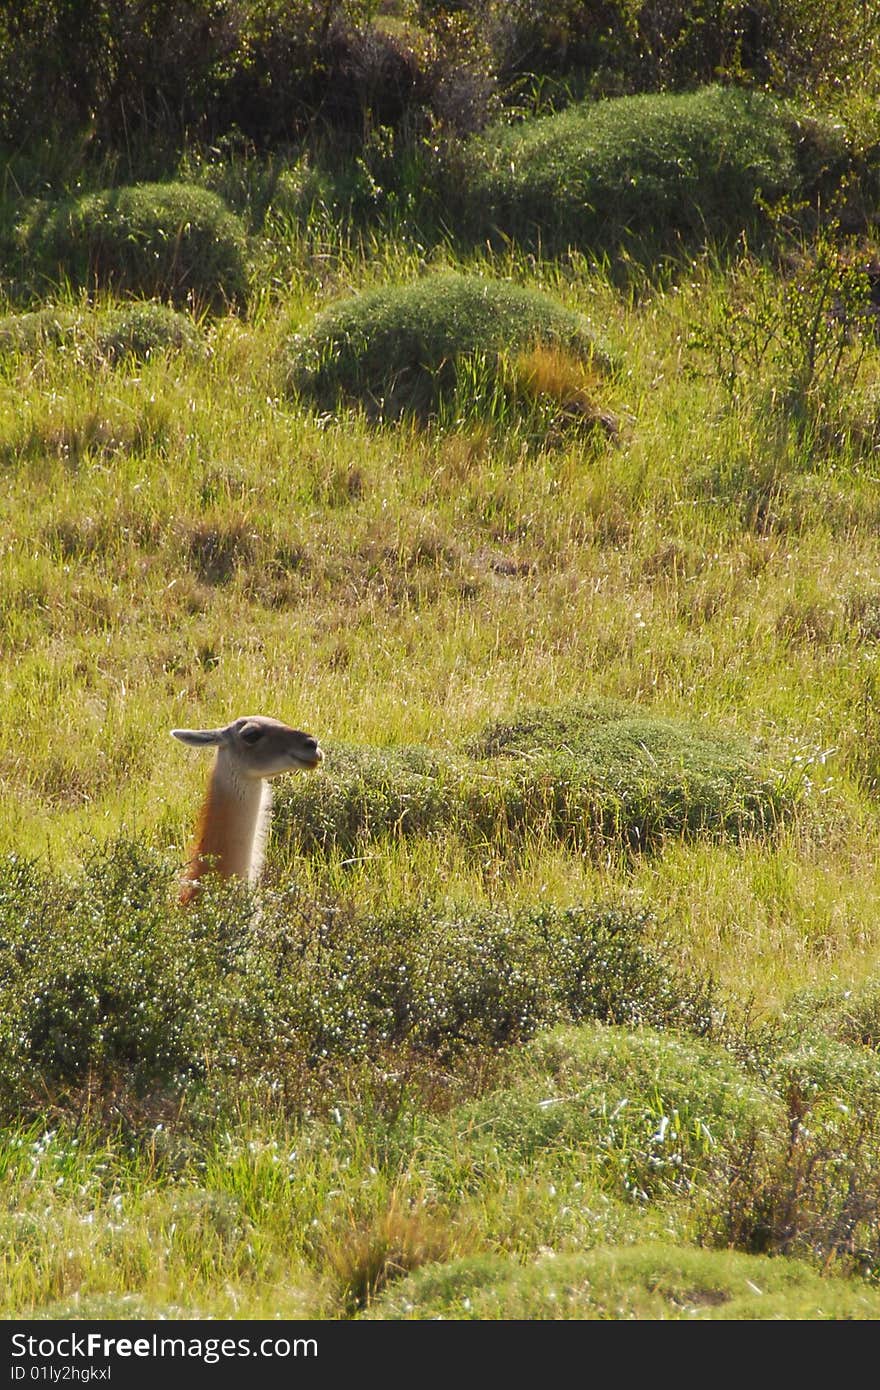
left=0, top=80, right=879, bottom=1315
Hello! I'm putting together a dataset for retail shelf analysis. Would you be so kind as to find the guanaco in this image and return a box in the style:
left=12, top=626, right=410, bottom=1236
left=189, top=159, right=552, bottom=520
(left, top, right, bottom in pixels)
left=171, top=715, right=323, bottom=904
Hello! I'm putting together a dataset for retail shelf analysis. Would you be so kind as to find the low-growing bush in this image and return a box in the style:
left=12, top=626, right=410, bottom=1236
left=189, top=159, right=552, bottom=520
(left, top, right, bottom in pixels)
left=689, top=224, right=880, bottom=434
left=0, top=847, right=246, bottom=1109
left=459, top=85, right=848, bottom=258
left=275, top=700, right=792, bottom=856
left=364, top=1242, right=880, bottom=1319
left=286, top=270, right=612, bottom=419
left=20, top=183, right=248, bottom=307
left=707, top=1026, right=880, bottom=1273
left=0, top=843, right=716, bottom=1115
left=420, top=1022, right=783, bottom=1203
left=274, top=899, right=718, bottom=1065
left=0, top=301, right=203, bottom=364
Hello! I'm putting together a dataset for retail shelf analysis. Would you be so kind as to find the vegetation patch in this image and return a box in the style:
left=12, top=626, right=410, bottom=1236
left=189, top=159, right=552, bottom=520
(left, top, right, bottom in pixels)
left=2, top=2, right=880, bottom=1322
left=0, top=302, right=203, bottom=365
left=779, top=977, right=880, bottom=1053
left=286, top=270, right=613, bottom=420
left=19, top=183, right=248, bottom=307
left=0, top=843, right=715, bottom=1117
left=364, top=1242, right=880, bottom=1319
left=277, top=700, right=792, bottom=857
left=0, top=848, right=240, bottom=1111
left=461, top=86, right=847, bottom=258
left=708, top=1026, right=880, bottom=1272
left=421, top=1023, right=782, bottom=1204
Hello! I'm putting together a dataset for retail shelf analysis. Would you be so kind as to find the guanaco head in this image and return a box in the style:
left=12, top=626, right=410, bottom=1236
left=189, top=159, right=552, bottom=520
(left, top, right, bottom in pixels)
left=171, top=715, right=323, bottom=778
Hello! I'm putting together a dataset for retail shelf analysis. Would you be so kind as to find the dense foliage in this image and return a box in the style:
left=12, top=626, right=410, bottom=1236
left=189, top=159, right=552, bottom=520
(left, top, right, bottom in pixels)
left=0, top=301, right=203, bottom=363
left=1, top=1, right=878, bottom=154
left=276, top=701, right=792, bottom=854
left=17, top=183, right=248, bottom=306
left=288, top=271, right=612, bottom=417
left=461, top=86, right=848, bottom=256
left=0, top=843, right=717, bottom=1114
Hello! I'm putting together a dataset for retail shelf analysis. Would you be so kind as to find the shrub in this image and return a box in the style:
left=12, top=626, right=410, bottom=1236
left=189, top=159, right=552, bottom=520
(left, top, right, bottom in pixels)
left=485, top=0, right=855, bottom=98
left=420, top=1022, right=782, bottom=1202
left=0, top=847, right=247, bottom=1109
left=434, top=1, right=880, bottom=108
left=365, top=1243, right=880, bottom=1319
left=709, top=1026, right=880, bottom=1273
left=0, top=843, right=716, bottom=1113
left=0, top=1, right=239, bottom=149
left=275, top=699, right=792, bottom=856
left=0, top=3, right=497, bottom=155
left=0, top=302, right=203, bottom=364
left=459, top=85, right=848, bottom=257
left=0, top=2, right=875, bottom=162
left=286, top=270, right=613, bottom=418
left=690, top=227, right=880, bottom=430
left=227, top=2, right=498, bottom=146
left=21, top=183, right=248, bottom=307
left=246, top=896, right=719, bottom=1068
left=96, top=301, right=205, bottom=359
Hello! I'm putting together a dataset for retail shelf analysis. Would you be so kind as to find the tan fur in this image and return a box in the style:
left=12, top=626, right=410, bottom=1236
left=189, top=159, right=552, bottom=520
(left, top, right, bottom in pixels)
left=179, top=768, right=263, bottom=902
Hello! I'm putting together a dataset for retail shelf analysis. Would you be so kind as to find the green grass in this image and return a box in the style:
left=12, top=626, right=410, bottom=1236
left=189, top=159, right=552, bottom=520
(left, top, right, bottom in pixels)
left=6, top=1011, right=880, bottom=1317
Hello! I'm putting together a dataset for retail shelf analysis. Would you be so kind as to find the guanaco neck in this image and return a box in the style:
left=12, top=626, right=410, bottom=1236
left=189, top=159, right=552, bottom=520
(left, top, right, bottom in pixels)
left=179, top=751, right=272, bottom=904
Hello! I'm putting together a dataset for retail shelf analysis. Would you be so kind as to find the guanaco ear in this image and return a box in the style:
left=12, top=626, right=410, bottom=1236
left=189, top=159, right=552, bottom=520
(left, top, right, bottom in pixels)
left=170, top=727, right=228, bottom=747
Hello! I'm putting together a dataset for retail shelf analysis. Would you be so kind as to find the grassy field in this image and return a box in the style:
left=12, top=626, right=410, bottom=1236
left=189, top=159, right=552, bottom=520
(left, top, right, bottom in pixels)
left=2, top=68, right=880, bottom=1317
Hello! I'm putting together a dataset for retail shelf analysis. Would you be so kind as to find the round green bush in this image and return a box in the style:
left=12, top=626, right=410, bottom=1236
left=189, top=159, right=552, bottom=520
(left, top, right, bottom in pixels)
left=97, top=301, right=206, bottom=359
left=461, top=85, right=847, bottom=256
left=275, top=699, right=792, bottom=856
left=23, top=183, right=248, bottom=307
left=365, top=1244, right=879, bottom=1320
left=286, top=270, right=612, bottom=418
left=421, top=1022, right=783, bottom=1202
left=0, top=302, right=203, bottom=364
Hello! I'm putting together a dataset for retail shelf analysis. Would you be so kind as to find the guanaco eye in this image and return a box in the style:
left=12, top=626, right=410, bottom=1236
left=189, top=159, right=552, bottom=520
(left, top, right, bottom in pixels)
left=240, top=725, right=264, bottom=744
